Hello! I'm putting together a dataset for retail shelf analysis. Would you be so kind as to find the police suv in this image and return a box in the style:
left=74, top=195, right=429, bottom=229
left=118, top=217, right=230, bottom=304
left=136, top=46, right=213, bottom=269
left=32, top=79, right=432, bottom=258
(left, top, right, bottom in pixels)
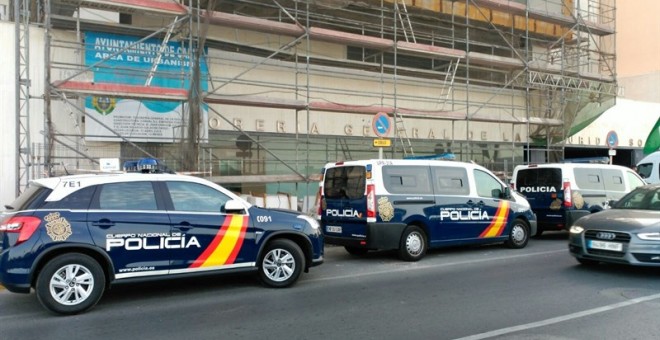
left=319, top=159, right=536, bottom=261
left=0, top=172, right=323, bottom=315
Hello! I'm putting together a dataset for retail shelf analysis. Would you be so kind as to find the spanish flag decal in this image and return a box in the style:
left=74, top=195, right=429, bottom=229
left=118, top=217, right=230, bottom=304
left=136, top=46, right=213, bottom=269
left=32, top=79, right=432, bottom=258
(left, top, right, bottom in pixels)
left=190, top=215, right=247, bottom=268
left=479, top=201, right=510, bottom=238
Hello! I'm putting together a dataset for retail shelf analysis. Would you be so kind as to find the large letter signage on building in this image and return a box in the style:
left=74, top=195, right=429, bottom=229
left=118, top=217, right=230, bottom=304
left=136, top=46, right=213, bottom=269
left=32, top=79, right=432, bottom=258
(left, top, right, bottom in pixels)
left=83, top=31, right=209, bottom=143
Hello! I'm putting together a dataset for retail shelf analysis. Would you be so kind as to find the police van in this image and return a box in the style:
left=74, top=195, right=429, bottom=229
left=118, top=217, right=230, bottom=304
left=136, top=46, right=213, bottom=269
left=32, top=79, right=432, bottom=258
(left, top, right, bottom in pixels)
left=318, top=159, right=537, bottom=261
left=512, top=163, right=645, bottom=236
left=637, top=151, right=660, bottom=184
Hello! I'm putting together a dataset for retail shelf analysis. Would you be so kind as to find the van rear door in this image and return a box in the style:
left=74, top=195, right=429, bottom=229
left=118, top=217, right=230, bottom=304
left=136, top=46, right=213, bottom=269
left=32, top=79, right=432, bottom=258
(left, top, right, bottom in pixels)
left=321, top=165, right=368, bottom=242
left=515, top=167, right=564, bottom=228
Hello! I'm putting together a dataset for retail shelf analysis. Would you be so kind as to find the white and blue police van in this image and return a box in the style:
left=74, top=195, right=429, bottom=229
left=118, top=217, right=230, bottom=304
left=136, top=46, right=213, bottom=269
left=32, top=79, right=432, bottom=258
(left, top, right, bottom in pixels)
left=318, top=159, right=536, bottom=261
left=512, top=163, right=645, bottom=236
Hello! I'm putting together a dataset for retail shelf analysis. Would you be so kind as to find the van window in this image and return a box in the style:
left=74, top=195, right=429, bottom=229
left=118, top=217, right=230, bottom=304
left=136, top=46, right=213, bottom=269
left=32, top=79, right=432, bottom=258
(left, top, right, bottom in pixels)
left=432, top=166, right=469, bottom=195
left=382, top=166, right=432, bottom=194
left=637, top=163, right=652, bottom=179
left=626, top=170, right=645, bottom=188
left=602, top=169, right=625, bottom=192
left=515, top=168, right=561, bottom=189
left=474, top=169, right=503, bottom=198
left=323, top=166, right=366, bottom=199
left=574, top=168, right=604, bottom=190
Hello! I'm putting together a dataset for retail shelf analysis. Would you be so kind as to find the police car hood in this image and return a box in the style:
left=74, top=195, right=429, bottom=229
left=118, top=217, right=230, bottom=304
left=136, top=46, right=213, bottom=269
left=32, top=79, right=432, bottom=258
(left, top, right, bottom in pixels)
left=511, top=190, right=531, bottom=209
left=257, top=207, right=302, bottom=217
left=577, top=209, right=660, bottom=231
left=248, top=206, right=309, bottom=221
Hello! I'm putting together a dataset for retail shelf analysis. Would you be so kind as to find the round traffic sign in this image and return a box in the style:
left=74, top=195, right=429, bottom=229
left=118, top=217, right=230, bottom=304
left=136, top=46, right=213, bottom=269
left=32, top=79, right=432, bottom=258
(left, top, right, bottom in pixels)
left=372, top=112, right=391, bottom=137
left=606, top=130, right=618, bottom=148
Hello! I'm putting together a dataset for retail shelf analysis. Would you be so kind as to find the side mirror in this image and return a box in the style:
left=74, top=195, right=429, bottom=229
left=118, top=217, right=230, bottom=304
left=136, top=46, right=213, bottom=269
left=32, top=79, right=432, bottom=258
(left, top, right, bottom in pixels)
left=223, top=199, right=247, bottom=214
left=498, top=186, right=512, bottom=199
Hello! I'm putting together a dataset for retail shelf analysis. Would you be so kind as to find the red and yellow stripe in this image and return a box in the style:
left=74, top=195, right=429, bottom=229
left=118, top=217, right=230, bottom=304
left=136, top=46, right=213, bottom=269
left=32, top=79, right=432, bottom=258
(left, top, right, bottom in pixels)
left=189, top=215, right=247, bottom=268
left=479, top=201, right=510, bottom=238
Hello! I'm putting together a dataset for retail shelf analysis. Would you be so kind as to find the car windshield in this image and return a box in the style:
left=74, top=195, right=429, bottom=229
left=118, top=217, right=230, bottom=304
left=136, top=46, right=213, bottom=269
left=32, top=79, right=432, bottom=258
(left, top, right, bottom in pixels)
left=613, top=186, right=660, bottom=210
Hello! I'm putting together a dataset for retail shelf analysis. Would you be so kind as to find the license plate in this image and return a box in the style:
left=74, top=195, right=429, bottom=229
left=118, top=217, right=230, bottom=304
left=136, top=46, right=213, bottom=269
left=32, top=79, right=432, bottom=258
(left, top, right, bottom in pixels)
left=326, top=226, right=342, bottom=233
left=588, top=240, right=623, bottom=252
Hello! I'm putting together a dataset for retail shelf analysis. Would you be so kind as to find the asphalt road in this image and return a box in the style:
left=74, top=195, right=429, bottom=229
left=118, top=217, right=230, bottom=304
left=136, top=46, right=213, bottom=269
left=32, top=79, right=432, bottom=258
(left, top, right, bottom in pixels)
left=2, top=233, right=660, bottom=340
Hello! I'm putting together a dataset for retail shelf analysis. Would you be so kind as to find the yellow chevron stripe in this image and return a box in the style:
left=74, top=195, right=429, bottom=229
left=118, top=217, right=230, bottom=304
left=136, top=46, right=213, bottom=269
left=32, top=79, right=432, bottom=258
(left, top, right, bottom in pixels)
left=200, top=215, right=245, bottom=267
left=482, top=201, right=510, bottom=238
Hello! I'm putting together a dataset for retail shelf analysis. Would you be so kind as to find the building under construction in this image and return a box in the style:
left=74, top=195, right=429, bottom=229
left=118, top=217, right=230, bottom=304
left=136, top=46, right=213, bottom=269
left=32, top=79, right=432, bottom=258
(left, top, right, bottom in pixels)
left=2, top=0, right=617, bottom=205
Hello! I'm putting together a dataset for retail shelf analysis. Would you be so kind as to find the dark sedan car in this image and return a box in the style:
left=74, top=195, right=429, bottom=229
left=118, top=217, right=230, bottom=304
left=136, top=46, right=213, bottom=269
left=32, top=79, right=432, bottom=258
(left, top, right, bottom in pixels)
left=569, top=183, right=660, bottom=266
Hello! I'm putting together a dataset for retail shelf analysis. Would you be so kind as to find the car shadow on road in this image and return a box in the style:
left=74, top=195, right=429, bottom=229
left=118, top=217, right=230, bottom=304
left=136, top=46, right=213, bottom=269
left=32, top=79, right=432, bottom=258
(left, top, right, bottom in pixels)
left=565, top=259, right=660, bottom=279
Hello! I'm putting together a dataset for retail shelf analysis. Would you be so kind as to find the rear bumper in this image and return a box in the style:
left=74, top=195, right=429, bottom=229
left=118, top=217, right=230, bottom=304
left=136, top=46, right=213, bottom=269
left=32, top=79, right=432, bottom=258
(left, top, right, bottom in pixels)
left=324, top=222, right=407, bottom=250
left=0, top=248, right=32, bottom=294
left=536, top=209, right=589, bottom=232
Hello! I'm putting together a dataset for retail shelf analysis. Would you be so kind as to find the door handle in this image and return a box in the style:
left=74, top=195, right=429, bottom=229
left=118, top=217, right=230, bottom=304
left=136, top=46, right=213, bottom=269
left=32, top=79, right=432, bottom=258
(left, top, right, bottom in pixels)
left=91, top=219, right=115, bottom=228
left=175, top=222, right=193, bottom=231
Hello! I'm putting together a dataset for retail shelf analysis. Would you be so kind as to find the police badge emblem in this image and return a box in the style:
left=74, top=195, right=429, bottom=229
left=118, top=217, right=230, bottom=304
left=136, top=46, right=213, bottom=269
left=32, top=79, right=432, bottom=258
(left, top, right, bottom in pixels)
left=44, top=212, right=73, bottom=242
left=378, top=197, right=394, bottom=222
left=549, top=198, right=562, bottom=210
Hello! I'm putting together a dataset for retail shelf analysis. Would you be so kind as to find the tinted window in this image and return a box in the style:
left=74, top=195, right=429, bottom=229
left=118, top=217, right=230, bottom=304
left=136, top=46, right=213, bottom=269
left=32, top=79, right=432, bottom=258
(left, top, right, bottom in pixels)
left=323, top=166, right=366, bottom=199
left=573, top=168, right=604, bottom=190
left=515, top=168, right=561, bottom=189
left=166, top=181, right=230, bottom=212
left=5, top=185, right=52, bottom=211
left=42, top=186, right=96, bottom=210
left=602, top=169, right=625, bottom=192
left=382, top=166, right=432, bottom=194
left=474, top=169, right=503, bottom=198
left=433, top=166, right=469, bottom=195
left=637, top=163, right=652, bottom=179
left=98, top=182, right=157, bottom=210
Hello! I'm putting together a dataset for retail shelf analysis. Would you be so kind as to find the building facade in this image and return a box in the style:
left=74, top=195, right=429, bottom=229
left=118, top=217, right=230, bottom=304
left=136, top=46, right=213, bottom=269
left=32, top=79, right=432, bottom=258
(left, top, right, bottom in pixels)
left=2, top=0, right=618, bottom=207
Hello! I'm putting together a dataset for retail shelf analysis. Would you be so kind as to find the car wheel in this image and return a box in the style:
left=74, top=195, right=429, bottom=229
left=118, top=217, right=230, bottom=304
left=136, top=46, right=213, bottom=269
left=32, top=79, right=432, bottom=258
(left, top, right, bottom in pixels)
left=577, top=258, right=599, bottom=266
left=505, top=218, right=529, bottom=249
left=259, top=239, right=304, bottom=288
left=36, top=253, right=105, bottom=315
left=398, top=225, right=427, bottom=262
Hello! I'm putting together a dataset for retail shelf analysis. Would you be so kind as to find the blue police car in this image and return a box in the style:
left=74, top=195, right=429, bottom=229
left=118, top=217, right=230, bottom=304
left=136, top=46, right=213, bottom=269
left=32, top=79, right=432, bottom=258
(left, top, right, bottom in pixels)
left=0, top=172, right=323, bottom=315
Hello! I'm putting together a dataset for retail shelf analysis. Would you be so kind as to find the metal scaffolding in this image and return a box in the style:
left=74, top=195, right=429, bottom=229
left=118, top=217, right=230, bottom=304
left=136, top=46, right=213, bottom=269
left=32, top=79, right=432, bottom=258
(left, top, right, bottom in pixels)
left=14, top=0, right=617, bottom=193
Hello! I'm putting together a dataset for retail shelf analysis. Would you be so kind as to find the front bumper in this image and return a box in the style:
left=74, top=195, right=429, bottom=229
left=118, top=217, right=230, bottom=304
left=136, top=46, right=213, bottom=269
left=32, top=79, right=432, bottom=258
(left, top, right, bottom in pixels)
left=569, top=233, right=660, bottom=266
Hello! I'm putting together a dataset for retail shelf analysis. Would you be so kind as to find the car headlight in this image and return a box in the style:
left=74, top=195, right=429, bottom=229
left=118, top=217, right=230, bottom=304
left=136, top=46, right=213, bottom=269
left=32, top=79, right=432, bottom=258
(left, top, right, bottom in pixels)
left=297, top=215, right=319, bottom=230
left=637, top=232, right=660, bottom=241
left=569, top=225, right=584, bottom=234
